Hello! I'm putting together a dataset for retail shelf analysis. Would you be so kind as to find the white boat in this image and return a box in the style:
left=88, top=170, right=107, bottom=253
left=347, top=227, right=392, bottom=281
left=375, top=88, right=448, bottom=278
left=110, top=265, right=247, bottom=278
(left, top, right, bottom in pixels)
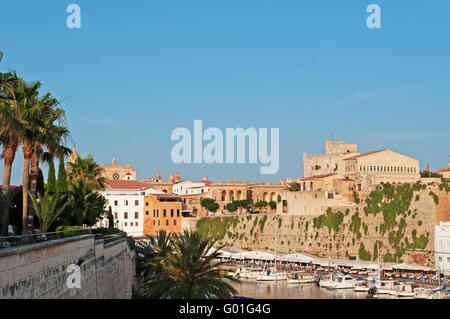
left=235, top=268, right=262, bottom=280
left=287, top=272, right=317, bottom=284
left=377, top=280, right=396, bottom=294
left=414, top=287, right=435, bottom=299
left=319, top=274, right=335, bottom=288
left=392, top=283, right=416, bottom=298
left=327, top=274, right=356, bottom=290
left=354, top=279, right=370, bottom=292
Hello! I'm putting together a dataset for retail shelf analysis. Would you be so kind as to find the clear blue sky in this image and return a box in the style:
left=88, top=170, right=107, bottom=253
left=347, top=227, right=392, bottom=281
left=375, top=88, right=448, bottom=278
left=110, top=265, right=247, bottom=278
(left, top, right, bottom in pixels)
left=1, top=1, right=449, bottom=185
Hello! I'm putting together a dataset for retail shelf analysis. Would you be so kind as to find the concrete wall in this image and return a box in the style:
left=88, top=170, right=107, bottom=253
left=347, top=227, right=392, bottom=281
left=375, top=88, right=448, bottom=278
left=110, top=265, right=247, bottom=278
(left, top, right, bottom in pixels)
left=0, top=234, right=135, bottom=299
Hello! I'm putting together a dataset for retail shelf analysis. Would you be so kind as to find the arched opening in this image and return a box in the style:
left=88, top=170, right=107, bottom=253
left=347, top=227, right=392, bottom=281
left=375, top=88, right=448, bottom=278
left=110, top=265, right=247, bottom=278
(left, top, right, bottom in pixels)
left=229, top=190, right=235, bottom=202
left=270, top=192, right=276, bottom=202
left=237, top=190, right=242, bottom=200
left=303, top=182, right=306, bottom=192
left=263, top=192, right=269, bottom=202
left=310, top=182, right=314, bottom=191
left=282, top=200, right=288, bottom=212
left=221, top=190, right=227, bottom=201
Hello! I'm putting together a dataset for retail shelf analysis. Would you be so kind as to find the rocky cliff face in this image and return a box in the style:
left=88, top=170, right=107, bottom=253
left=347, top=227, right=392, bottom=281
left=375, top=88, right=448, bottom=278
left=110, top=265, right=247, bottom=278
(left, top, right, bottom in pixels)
left=196, top=182, right=450, bottom=267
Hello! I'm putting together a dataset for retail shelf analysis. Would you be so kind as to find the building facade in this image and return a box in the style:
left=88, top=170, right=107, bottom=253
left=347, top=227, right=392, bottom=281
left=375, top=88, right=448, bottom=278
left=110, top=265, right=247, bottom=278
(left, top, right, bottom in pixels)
left=143, top=195, right=183, bottom=236
left=435, top=221, right=450, bottom=277
left=99, top=180, right=165, bottom=237
left=436, top=163, right=450, bottom=181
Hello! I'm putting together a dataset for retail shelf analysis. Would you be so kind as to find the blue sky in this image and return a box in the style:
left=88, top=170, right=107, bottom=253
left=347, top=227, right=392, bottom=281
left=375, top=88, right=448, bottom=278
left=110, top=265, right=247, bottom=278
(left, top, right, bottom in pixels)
left=1, top=1, right=449, bottom=185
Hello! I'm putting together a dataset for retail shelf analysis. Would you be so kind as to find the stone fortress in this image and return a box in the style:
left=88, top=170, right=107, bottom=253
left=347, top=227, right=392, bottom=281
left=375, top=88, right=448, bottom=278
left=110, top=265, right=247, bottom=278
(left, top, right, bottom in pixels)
left=279, top=140, right=421, bottom=216
left=89, top=140, right=450, bottom=266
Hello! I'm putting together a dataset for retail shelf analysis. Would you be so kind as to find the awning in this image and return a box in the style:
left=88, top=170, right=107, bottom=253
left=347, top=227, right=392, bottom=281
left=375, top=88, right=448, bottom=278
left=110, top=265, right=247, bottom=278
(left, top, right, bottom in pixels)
left=392, top=263, right=433, bottom=272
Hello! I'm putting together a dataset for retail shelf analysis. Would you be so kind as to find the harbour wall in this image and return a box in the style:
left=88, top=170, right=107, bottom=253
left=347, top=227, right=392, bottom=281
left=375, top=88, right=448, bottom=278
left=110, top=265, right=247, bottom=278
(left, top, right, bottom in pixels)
left=0, top=234, right=135, bottom=299
left=196, top=187, right=450, bottom=268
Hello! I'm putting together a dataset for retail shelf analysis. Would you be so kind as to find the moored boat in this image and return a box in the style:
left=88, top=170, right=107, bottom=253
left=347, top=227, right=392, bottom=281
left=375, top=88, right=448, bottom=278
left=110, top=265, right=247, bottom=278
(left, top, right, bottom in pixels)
left=287, top=271, right=317, bottom=284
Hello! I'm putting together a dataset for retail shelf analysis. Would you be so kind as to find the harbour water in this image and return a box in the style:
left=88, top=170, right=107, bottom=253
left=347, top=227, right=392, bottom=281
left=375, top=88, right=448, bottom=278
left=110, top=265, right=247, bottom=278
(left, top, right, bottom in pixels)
left=229, top=280, right=391, bottom=299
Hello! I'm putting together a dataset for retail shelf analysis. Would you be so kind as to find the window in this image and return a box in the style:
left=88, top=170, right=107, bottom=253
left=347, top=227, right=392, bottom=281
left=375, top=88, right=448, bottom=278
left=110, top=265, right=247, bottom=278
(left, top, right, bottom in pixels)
left=166, top=220, right=169, bottom=226
left=146, top=202, right=149, bottom=206
left=124, top=212, right=128, bottom=219
left=153, top=220, right=155, bottom=226
left=174, top=220, right=177, bottom=226
left=157, top=209, right=159, bottom=217
left=146, top=211, right=149, bottom=216
left=135, top=212, right=139, bottom=219
left=135, top=200, right=139, bottom=206
left=171, top=209, right=174, bottom=217
left=114, top=200, right=118, bottom=206
left=124, top=200, right=128, bottom=206
left=114, top=212, right=118, bottom=219
left=124, top=222, right=128, bottom=227
left=130, top=222, right=134, bottom=226
left=136, top=222, right=138, bottom=227
left=177, top=209, right=180, bottom=217
left=158, top=220, right=160, bottom=226
left=163, top=209, right=166, bottom=217
left=153, top=210, right=155, bottom=217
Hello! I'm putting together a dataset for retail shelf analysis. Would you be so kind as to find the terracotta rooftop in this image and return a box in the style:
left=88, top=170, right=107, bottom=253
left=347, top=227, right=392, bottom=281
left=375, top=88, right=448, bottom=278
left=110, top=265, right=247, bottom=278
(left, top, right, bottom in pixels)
left=104, top=180, right=152, bottom=190
left=436, top=164, right=450, bottom=173
left=344, top=149, right=388, bottom=161
left=300, top=173, right=336, bottom=181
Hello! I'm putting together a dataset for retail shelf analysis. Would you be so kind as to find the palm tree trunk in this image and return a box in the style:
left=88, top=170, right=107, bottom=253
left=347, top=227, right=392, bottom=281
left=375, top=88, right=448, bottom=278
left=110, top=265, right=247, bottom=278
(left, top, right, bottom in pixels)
left=29, top=144, right=40, bottom=231
left=22, top=143, right=33, bottom=235
left=1, top=138, right=18, bottom=236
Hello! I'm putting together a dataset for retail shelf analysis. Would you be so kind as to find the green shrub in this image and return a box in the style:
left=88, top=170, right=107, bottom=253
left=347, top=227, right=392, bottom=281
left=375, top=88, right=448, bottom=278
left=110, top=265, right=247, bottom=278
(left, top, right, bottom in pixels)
left=56, top=225, right=89, bottom=238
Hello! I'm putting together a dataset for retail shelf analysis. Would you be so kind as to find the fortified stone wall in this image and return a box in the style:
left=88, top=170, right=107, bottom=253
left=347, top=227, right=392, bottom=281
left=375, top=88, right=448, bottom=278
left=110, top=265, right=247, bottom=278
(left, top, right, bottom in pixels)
left=0, top=235, right=135, bottom=299
left=196, top=186, right=450, bottom=268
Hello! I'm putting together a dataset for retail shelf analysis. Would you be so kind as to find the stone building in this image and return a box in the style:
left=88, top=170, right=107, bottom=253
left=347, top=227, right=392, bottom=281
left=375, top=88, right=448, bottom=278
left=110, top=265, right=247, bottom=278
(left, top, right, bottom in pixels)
left=278, top=140, right=420, bottom=216
left=435, top=163, right=450, bottom=181
left=303, top=141, right=419, bottom=191
left=303, top=140, right=358, bottom=178
left=143, top=195, right=183, bottom=236
left=99, top=180, right=165, bottom=237
left=100, top=157, right=137, bottom=181
left=343, top=149, right=420, bottom=191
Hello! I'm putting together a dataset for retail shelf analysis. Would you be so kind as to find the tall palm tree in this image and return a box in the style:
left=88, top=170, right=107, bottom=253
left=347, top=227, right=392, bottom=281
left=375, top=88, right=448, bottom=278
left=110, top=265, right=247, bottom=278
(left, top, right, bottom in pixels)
left=29, top=94, right=71, bottom=195
left=67, top=154, right=106, bottom=189
left=136, top=231, right=238, bottom=299
left=0, top=71, right=20, bottom=235
left=16, top=78, right=42, bottom=234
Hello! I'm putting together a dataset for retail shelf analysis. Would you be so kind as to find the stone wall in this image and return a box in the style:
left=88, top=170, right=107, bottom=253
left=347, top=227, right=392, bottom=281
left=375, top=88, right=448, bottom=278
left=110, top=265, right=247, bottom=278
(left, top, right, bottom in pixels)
left=196, top=187, right=450, bottom=268
left=0, top=234, right=135, bottom=299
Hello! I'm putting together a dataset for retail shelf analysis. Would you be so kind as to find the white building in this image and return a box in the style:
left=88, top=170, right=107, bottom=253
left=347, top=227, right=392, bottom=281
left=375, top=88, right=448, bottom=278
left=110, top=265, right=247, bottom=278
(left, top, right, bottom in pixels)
left=98, top=180, right=165, bottom=237
left=435, top=221, right=450, bottom=277
left=172, top=180, right=210, bottom=195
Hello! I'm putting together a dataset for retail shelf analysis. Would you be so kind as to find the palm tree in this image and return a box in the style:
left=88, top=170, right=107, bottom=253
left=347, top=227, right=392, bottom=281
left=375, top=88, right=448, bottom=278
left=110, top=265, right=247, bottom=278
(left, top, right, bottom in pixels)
left=29, top=94, right=71, bottom=195
left=64, top=179, right=105, bottom=227
left=0, top=72, right=20, bottom=235
left=67, top=154, right=106, bottom=189
left=28, top=191, right=68, bottom=232
left=16, top=78, right=42, bottom=234
left=136, top=231, right=238, bottom=299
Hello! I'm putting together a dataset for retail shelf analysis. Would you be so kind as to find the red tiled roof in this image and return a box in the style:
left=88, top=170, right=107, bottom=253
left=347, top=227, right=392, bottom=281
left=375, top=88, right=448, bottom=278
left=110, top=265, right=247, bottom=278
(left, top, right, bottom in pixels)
left=300, top=173, right=336, bottom=181
left=344, top=149, right=387, bottom=161
left=436, top=165, right=450, bottom=173
left=104, top=180, right=152, bottom=190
